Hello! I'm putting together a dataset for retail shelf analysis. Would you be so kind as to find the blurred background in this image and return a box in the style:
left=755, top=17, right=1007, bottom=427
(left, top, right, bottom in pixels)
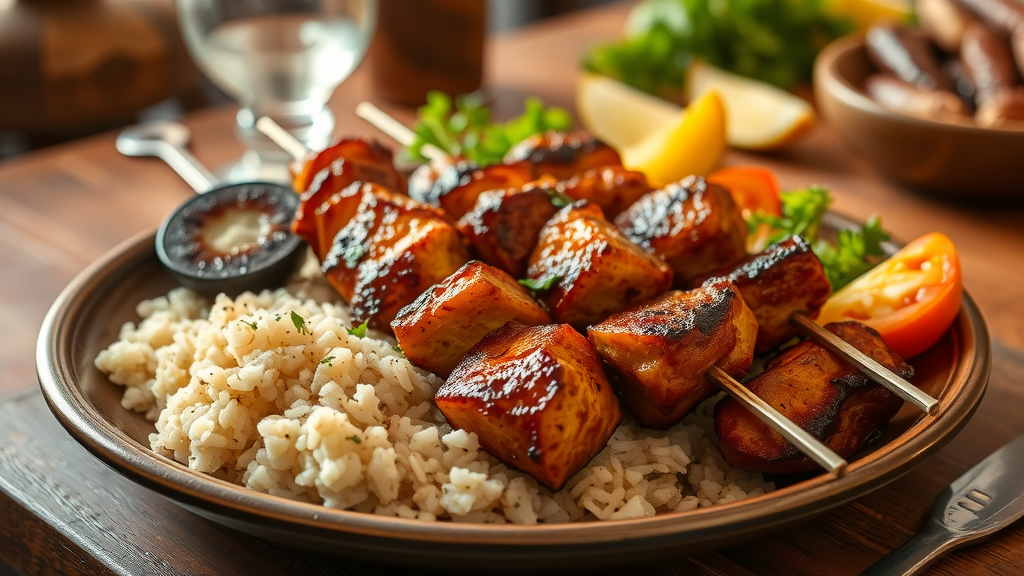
left=0, top=0, right=613, bottom=161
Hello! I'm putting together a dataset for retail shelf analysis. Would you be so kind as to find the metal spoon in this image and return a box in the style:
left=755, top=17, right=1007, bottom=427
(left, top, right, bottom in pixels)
left=117, top=121, right=306, bottom=297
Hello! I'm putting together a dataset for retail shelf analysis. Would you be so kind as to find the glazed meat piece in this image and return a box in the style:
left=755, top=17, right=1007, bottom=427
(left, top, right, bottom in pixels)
left=503, top=131, right=622, bottom=181
left=701, top=236, right=832, bottom=354
left=615, top=175, right=748, bottom=288
left=436, top=323, right=622, bottom=491
left=715, top=321, right=914, bottom=475
left=391, top=261, right=552, bottom=377
left=321, top=183, right=469, bottom=331
left=526, top=201, right=674, bottom=329
left=456, top=177, right=561, bottom=277
left=291, top=138, right=406, bottom=256
left=415, top=161, right=535, bottom=221
left=587, top=280, right=757, bottom=429
left=557, top=165, right=651, bottom=220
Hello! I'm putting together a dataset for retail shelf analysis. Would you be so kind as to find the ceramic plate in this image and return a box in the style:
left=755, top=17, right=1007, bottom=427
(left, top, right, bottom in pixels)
left=36, top=213, right=991, bottom=571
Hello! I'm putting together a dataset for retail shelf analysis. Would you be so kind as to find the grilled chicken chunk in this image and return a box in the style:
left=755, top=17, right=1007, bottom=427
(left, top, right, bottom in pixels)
left=701, top=236, right=832, bottom=354
left=587, top=280, right=758, bottom=429
left=503, top=131, right=622, bottom=180
left=615, top=176, right=748, bottom=288
left=715, top=321, right=914, bottom=474
left=436, top=323, right=622, bottom=491
left=413, top=161, right=535, bottom=221
left=526, top=201, right=674, bottom=329
left=391, top=261, right=552, bottom=377
left=557, top=165, right=651, bottom=220
left=321, top=183, right=469, bottom=331
left=291, top=138, right=406, bottom=256
left=456, top=177, right=561, bottom=277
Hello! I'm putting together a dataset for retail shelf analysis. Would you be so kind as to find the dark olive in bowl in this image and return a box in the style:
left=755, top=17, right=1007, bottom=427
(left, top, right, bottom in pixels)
left=814, top=34, right=1024, bottom=201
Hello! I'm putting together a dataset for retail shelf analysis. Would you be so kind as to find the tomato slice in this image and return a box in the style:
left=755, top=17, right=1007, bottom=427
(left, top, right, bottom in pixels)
left=706, top=166, right=782, bottom=220
left=814, top=232, right=963, bottom=359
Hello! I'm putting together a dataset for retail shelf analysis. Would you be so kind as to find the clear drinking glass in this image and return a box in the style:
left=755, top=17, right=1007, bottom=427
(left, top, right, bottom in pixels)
left=176, top=0, right=377, bottom=183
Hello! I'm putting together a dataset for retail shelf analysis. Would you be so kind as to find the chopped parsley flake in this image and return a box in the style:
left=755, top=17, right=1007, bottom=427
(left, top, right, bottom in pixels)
left=347, top=320, right=369, bottom=338
left=392, top=344, right=404, bottom=356
left=346, top=435, right=362, bottom=444
left=519, top=275, right=561, bottom=292
left=546, top=189, right=574, bottom=208
left=320, top=356, right=335, bottom=366
left=343, top=245, right=365, bottom=269
left=290, top=311, right=309, bottom=335
left=240, top=319, right=258, bottom=331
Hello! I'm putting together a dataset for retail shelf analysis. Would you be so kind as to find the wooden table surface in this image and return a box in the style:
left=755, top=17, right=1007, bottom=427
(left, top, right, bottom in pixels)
left=4, top=2, right=1024, bottom=574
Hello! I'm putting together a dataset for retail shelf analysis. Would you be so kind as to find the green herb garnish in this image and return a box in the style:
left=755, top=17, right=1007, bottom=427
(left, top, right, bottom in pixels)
left=407, top=91, right=573, bottom=166
left=347, top=320, right=369, bottom=338
left=519, top=275, right=562, bottom=292
left=290, top=311, right=309, bottom=335
left=320, top=356, right=335, bottom=366
left=342, top=244, right=365, bottom=269
left=748, top=186, right=890, bottom=290
left=392, top=345, right=404, bottom=356
left=346, top=435, right=362, bottom=444
left=240, top=319, right=258, bottom=331
left=583, top=0, right=853, bottom=96
left=547, top=189, right=575, bottom=208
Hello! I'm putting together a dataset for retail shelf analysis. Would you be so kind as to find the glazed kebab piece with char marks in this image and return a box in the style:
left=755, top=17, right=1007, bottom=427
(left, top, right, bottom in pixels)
left=258, top=111, right=934, bottom=489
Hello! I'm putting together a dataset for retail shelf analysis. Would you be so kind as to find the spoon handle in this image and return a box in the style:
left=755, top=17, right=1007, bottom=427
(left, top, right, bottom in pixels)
left=116, top=120, right=218, bottom=193
left=157, top=141, right=218, bottom=193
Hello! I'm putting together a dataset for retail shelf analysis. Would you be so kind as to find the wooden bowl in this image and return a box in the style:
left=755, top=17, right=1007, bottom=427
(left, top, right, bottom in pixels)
left=37, top=217, right=991, bottom=572
left=813, top=34, right=1024, bottom=201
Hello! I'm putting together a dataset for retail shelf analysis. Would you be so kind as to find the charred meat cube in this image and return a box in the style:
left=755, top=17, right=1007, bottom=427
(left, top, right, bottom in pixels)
left=416, top=161, right=535, bottom=221
left=391, top=261, right=552, bottom=377
left=615, top=176, right=748, bottom=288
left=436, top=323, right=622, bottom=491
left=557, top=165, right=652, bottom=220
left=526, top=202, right=674, bottom=329
left=456, top=177, right=561, bottom=278
left=587, top=280, right=758, bottom=429
left=291, top=138, right=406, bottom=256
left=321, top=183, right=469, bottom=331
left=701, top=236, right=832, bottom=354
left=407, top=155, right=479, bottom=206
left=715, top=321, right=914, bottom=475
left=503, top=131, right=622, bottom=180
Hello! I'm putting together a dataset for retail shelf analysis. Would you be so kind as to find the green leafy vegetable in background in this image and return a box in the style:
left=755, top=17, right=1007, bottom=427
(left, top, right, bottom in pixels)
left=583, top=0, right=852, bottom=98
left=748, top=186, right=890, bottom=290
left=407, top=91, right=573, bottom=166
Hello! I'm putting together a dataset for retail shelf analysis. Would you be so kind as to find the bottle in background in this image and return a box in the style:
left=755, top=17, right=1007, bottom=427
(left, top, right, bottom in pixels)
left=367, top=0, right=486, bottom=106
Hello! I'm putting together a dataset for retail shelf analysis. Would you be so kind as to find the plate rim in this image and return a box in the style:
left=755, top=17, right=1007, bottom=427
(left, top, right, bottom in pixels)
left=35, top=217, right=992, bottom=554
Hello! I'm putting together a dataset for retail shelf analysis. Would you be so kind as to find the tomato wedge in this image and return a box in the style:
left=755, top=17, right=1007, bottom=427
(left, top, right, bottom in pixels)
left=815, top=232, right=962, bottom=359
left=706, top=166, right=782, bottom=220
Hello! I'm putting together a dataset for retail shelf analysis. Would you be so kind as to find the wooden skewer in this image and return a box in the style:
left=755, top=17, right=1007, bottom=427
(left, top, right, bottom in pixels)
left=254, top=116, right=310, bottom=161
left=355, top=101, right=448, bottom=161
left=708, top=366, right=848, bottom=477
left=791, top=314, right=940, bottom=415
left=345, top=103, right=876, bottom=477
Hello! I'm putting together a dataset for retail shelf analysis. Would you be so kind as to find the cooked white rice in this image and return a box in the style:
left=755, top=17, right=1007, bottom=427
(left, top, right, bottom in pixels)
left=94, top=270, right=773, bottom=523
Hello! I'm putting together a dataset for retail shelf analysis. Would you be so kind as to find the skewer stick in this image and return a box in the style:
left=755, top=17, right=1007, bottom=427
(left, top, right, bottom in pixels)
left=255, top=116, right=310, bottom=161
left=707, top=366, right=848, bottom=477
left=791, top=314, right=939, bottom=415
left=355, top=101, right=448, bottom=161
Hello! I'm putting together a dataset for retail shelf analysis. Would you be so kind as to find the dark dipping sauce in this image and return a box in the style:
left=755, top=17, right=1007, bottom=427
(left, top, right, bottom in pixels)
left=157, top=182, right=304, bottom=297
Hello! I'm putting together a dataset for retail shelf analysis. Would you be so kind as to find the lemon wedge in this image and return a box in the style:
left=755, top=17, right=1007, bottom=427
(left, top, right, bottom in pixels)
left=828, top=0, right=912, bottom=31
left=683, top=60, right=816, bottom=150
left=576, top=72, right=683, bottom=151
left=620, top=91, right=726, bottom=188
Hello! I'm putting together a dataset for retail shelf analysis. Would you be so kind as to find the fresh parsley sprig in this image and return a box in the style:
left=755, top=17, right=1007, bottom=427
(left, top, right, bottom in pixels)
left=583, top=0, right=852, bottom=96
left=407, top=91, right=573, bottom=166
left=747, top=186, right=890, bottom=291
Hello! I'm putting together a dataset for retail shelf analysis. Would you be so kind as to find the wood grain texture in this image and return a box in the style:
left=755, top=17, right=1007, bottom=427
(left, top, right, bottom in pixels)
left=1, top=1, right=1024, bottom=574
